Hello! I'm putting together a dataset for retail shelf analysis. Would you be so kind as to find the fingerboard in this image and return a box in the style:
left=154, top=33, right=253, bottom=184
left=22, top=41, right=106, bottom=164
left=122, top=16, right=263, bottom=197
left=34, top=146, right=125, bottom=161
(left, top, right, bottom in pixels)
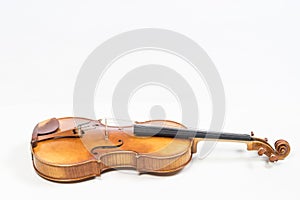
left=134, top=125, right=253, bottom=141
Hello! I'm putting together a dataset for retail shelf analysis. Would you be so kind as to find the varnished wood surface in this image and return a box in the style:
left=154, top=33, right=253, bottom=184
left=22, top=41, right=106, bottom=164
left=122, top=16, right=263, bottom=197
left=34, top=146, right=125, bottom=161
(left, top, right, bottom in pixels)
left=32, top=117, right=193, bottom=182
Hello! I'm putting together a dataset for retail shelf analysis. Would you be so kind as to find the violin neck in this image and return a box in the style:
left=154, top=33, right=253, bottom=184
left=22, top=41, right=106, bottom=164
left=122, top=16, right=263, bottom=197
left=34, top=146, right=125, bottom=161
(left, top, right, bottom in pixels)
left=133, top=125, right=253, bottom=142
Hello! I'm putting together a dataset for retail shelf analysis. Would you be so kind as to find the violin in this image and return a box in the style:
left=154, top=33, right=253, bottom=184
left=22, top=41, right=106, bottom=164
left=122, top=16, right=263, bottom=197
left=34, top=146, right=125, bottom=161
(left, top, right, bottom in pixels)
left=31, top=117, right=290, bottom=182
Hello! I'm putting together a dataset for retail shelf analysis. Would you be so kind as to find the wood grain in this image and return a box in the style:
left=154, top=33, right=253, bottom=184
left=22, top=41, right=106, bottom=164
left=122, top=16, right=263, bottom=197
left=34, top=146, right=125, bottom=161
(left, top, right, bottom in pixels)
left=31, top=117, right=193, bottom=182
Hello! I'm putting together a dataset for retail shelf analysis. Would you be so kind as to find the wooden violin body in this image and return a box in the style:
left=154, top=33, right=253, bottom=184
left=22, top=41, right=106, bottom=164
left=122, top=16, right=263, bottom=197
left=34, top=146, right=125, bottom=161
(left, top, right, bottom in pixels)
left=31, top=117, right=290, bottom=182
left=31, top=117, right=194, bottom=182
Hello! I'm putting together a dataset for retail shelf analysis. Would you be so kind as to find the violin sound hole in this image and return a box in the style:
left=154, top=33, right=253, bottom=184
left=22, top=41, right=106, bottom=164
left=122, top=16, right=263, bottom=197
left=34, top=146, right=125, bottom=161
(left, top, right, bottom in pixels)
left=91, top=140, right=123, bottom=155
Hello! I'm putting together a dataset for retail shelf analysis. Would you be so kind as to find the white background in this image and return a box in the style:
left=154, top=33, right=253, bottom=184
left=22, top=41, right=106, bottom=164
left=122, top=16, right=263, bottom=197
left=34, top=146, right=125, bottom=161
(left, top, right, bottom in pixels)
left=0, top=1, right=299, bottom=200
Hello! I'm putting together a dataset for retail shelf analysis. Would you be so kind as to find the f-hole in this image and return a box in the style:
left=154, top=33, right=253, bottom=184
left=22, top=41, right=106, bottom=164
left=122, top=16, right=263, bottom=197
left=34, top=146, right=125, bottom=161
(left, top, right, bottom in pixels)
left=91, top=140, right=123, bottom=155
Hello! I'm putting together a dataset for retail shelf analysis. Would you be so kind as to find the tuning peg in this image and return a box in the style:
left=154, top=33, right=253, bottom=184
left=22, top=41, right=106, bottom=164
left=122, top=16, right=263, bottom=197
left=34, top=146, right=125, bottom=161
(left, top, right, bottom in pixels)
left=269, top=154, right=278, bottom=162
left=258, top=147, right=266, bottom=156
left=251, top=131, right=254, bottom=136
